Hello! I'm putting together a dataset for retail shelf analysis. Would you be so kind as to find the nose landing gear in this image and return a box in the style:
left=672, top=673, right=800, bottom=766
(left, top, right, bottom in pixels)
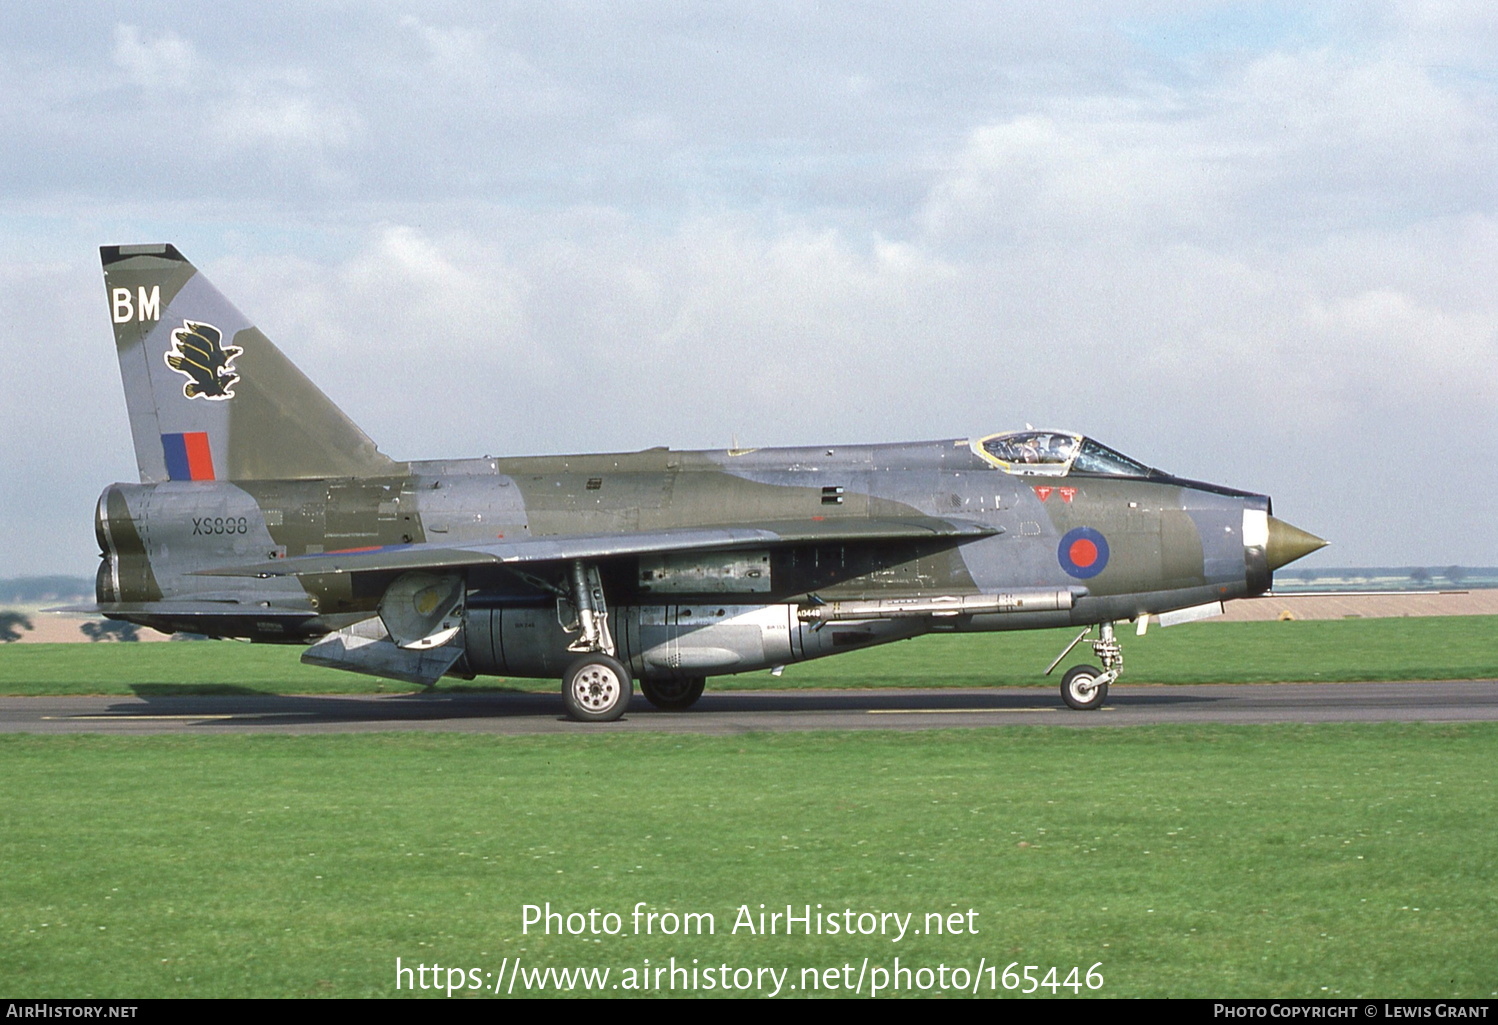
left=1047, top=621, right=1123, bottom=711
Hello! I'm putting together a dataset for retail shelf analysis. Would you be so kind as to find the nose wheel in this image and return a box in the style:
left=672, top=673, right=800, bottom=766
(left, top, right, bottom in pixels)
left=1060, top=664, right=1108, bottom=710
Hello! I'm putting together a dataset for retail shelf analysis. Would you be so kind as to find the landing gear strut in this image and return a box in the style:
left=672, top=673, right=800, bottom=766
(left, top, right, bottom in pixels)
left=1048, top=621, right=1123, bottom=711
left=558, top=560, right=631, bottom=722
left=565, top=560, right=615, bottom=655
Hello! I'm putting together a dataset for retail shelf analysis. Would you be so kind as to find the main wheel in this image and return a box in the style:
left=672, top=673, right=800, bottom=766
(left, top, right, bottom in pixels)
left=639, top=676, right=706, bottom=711
left=562, top=654, right=633, bottom=722
left=1060, top=664, right=1108, bottom=711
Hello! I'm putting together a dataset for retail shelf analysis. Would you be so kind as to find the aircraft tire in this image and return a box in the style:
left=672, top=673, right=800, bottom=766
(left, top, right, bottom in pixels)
left=1060, top=664, right=1108, bottom=711
left=639, top=675, right=706, bottom=711
left=562, top=654, right=634, bottom=722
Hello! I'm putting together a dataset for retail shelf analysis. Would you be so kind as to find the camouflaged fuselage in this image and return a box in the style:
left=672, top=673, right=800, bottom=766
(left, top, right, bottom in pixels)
left=96, top=438, right=1267, bottom=641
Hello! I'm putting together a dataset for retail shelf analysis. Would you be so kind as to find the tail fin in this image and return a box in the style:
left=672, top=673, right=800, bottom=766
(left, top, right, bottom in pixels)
left=102, top=244, right=400, bottom=482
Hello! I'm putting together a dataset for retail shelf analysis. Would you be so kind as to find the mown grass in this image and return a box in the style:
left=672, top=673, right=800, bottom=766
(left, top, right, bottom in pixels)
left=1, top=615, right=1494, bottom=696
left=1, top=725, right=1494, bottom=998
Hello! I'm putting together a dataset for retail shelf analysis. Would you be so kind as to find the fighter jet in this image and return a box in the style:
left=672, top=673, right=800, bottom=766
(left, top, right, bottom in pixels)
left=72, top=243, right=1326, bottom=721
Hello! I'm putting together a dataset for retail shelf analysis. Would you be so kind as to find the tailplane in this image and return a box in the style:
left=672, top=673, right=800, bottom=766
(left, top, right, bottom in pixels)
left=102, top=244, right=400, bottom=482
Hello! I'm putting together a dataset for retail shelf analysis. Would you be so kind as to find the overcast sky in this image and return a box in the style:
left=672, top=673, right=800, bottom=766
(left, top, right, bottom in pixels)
left=3, top=1, right=1496, bottom=576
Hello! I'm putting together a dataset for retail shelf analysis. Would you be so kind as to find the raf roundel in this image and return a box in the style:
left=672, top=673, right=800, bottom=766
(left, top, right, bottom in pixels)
left=1058, top=526, right=1110, bottom=579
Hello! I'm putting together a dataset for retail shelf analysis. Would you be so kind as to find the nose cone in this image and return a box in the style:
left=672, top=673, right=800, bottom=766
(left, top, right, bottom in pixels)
left=1266, top=516, right=1327, bottom=571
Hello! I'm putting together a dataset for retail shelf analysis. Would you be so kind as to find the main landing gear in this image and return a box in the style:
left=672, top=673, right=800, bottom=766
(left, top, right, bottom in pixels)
left=562, top=652, right=633, bottom=722
left=558, top=561, right=632, bottom=722
left=639, top=676, right=706, bottom=711
left=554, top=560, right=709, bottom=717
left=1047, top=621, right=1123, bottom=711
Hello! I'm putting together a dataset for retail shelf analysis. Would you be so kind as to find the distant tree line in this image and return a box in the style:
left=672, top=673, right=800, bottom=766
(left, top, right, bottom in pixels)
left=1410, top=567, right=1468, bottom=585
left=0, top=576, right=94, bottom=603
left=1290, top=566, right=1482, bottom=587
left=0, top=609, right=143, bottom=643
left=80, top=621, right=140, bottom=642
left=0, top=612, right=33, bottom=643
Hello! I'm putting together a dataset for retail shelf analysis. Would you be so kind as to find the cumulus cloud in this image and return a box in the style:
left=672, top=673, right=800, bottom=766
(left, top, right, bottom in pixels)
left=921, top=46, right=1498, bottom=251
left=112, top=24, right=201, bottom=89
left=919, top=112, right=1223, bottom=246
left=209, top=76, right=361, bottom=153
left=398, top=15, right=492, bottom=86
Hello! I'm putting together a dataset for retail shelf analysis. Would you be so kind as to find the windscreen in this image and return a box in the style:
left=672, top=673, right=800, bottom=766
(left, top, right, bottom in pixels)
left=1071, top=438, right=1152, bottom=477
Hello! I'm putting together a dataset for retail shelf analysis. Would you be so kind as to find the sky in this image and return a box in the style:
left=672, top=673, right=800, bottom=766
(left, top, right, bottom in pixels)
left=2, top=1, right=1496, bottom=576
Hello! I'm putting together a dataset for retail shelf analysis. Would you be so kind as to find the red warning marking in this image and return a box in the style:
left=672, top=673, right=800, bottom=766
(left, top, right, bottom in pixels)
left=1058, top=487, right=1076, bottom=503
left=1033, top=486, right=1053, bottom=502
left=1069, top=538, right=1098, bottom=568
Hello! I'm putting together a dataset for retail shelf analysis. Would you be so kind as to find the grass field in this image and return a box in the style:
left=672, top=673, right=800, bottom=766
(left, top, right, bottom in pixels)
left=2, top=724, right=1495, bottom=998
left=2, top=622, right=1495, bottom=999
left=0, top=614, right=1495, bottom=697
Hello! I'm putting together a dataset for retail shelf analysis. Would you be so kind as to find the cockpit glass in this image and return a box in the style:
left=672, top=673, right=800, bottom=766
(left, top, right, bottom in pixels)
left=1072, top=438, right=1152, bottom=477
left=976, top=431, right=1084, bottom=473
left=981, top=432, right=1078, bottom=469
left=973, top=430, right=1155, bottom=478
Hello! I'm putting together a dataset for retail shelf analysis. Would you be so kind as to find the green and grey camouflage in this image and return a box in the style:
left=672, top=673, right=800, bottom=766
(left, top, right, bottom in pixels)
left=65, top=244, right=1326, bottom=720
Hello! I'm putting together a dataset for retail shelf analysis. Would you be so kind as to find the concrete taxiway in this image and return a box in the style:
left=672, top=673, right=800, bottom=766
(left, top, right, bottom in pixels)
left=1, top=680, right=1494, bottom=736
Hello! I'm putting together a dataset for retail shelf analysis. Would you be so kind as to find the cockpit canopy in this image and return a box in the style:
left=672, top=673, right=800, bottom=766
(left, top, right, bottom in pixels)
left=970, top=431, right=1156, bottom=478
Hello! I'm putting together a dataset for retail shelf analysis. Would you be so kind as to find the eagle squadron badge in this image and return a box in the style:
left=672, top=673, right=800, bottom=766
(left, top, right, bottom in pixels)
left=164, top=321, right=241, bottom=400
